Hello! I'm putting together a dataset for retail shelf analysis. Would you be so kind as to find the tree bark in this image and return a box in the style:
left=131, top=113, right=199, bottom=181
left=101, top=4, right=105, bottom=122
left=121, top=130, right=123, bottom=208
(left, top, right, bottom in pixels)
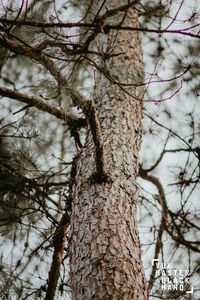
left=69, top=2, right=148, bottom=299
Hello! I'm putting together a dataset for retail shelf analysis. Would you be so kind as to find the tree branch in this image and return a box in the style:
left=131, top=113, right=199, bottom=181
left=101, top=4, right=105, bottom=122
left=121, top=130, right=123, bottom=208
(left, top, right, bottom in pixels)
left=139, top=165, right=200, bottom=289
left=148, top=217, right=165, bottom=292
left=0, top=86, right=79, bottom=125
left=85, top=101, right=108, bottom=182
left=0, top=34, right=108, bottom=180
left=45, top=212, right=70, bottom=300
left=1, top=16, right=199, bottom=39
left=139, top=167, right=169, bottom=291
left=0, top=33, right=89, bottom=110
left=139, top=167, right=168, bottom=217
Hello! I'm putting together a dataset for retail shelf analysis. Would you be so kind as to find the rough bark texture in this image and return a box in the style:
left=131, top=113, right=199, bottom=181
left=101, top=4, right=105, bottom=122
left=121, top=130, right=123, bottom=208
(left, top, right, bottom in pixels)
left=69, top=2, right=148, bottom=299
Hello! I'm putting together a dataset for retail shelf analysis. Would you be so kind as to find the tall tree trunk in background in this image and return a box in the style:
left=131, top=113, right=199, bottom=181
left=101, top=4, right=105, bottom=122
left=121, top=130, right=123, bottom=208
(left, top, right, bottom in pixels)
left=69, top=1, right=148, bottom=299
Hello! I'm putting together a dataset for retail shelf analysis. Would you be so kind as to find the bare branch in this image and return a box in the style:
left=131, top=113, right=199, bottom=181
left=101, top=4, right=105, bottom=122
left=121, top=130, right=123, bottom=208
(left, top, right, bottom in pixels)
left=106, top=24, right=200, bottom=39
left=144, top=113, right=192, bottom=149
left=0, top=18, right=199, bottom=39
left=139, top=168, right=168, bottom=291
left=139, top=168, right=168, bottom=220
left=45, top=212, right=70, bottom=300
left=148, top=218, right=165, bottom=292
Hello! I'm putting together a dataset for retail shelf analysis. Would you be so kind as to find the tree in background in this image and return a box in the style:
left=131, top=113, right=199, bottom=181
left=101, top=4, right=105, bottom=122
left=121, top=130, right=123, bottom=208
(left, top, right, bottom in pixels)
left=0, top=0, right=199, bottom=299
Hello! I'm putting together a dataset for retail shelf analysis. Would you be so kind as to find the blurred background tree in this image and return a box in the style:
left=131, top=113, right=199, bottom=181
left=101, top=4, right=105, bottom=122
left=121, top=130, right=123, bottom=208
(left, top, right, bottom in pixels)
left=0, top=0, right=199, bottom=299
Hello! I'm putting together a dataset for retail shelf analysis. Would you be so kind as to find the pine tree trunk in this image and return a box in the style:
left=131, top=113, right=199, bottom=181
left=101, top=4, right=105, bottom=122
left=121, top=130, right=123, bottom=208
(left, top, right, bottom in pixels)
left=69, top=2, right=148, bottom=299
